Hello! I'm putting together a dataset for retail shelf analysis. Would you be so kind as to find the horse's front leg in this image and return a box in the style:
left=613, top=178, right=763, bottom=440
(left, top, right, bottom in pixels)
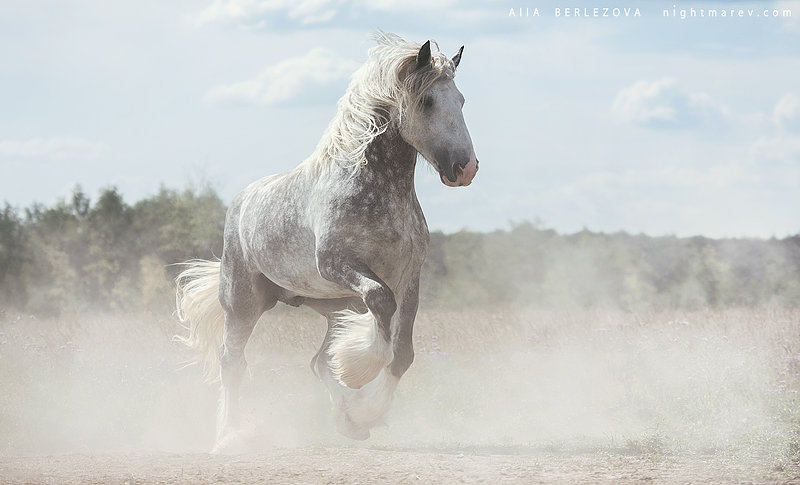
left=337, top=276, right=420, bottom=437
left=389, top=276, right=419, bottom=379
left=310, top=276, right=421, bottom=440
left=316, top=247, right=396, bottom=389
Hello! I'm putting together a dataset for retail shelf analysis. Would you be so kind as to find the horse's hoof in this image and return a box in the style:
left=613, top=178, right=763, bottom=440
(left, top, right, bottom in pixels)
left=337, top=415, right=371, bottom=440
left=338, top=425, right=370, bottom=441
left=211, top=428, right=252, bottom=454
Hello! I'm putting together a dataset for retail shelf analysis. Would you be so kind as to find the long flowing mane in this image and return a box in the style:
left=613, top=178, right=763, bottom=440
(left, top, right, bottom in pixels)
left=302, top=31, right=456, bottom=174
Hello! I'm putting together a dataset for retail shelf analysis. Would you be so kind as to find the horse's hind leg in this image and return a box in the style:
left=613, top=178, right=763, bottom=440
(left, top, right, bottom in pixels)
left=216, top=263, right=277, bottom=448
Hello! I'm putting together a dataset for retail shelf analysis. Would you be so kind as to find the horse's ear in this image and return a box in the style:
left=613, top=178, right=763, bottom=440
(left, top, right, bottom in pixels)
left=416, top=40, right=431, bottom=70
left=452, top=45, right=464, bottom=69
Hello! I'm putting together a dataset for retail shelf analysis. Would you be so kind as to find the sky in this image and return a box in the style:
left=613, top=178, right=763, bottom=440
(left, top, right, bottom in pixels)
left=1, top=0, right=798, bottom=238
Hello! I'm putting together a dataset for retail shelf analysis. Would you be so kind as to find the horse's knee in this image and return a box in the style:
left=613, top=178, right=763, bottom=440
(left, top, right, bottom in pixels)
left=365, top=285, right=396, bottom=316
left=389, top=343, right=414, bottom=377
left=219, top=270, right=278, bottom=321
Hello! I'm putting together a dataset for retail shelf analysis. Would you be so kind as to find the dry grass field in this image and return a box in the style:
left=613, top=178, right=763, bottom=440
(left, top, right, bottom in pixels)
left=1, top=306, right=800, bottom=483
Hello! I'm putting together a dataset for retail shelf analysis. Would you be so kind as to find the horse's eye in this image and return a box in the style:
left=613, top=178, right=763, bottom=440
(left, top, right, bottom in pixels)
left=422, top=96, right=434, bottom=109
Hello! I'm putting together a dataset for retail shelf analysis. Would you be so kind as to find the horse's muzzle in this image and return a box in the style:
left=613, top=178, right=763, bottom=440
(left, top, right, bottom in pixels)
left=442, top=157, right=479, bottom=187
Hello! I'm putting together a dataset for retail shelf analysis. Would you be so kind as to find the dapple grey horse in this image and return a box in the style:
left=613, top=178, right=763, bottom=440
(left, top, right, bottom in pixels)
left=176, top=31, right=478, bottom=451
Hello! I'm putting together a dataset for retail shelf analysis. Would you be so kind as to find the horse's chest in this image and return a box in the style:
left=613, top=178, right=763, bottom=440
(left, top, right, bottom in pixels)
left=362, top=208, right=428, bottom=291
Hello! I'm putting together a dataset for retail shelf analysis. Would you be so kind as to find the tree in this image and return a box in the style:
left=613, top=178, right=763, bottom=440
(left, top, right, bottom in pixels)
left=0, top=204, right=28, bottom=308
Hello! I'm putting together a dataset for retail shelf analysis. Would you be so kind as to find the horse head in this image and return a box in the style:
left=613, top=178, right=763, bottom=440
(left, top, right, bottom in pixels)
left=400, top=41, right=479, bottom=187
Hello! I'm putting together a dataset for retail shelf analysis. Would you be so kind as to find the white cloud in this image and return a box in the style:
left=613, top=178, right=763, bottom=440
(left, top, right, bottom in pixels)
left=356, top=0, right=459, bottom=12
left=773, top=92, right=800, bottom=132
left=204, top=48, right=360, bottom=105
left=194, top=0, right=339, bottom=27
left=566, top=162, right=761, bottom=198
left=751, top=133, right=800, bottom=169
left=774, top=1, right=800, bottom=33
left=536, top=159, right=793, bottom=237
left=0, top=137, right=106, bottom=160
left=611, top=78, right=728, bottom=130
left=192, top=0, right=487, bottom=30
left=749, top=93, right=800, bottom=175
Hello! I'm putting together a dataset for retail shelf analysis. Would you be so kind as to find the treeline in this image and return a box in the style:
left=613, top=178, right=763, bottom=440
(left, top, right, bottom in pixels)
left=0, top=186, right=225, bottom=315
left=1, top=186, right=799, bottom=315
left=423, top=223, right=800, bottom=310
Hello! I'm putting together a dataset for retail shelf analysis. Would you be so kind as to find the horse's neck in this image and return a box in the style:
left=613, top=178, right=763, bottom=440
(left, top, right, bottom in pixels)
left=362, top=126, right=417, bottom=193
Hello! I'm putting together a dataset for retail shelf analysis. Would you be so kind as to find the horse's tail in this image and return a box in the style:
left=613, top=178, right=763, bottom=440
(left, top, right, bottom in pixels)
left=326, top=310, right=394, bottom=389
left=174, top=259, right=225, bottom=381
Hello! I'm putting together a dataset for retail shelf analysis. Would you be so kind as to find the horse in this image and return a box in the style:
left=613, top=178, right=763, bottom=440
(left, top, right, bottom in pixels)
left=175, top=31, right=479, bottom=451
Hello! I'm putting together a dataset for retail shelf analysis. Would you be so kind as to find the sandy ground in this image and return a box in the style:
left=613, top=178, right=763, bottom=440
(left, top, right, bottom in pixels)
left=3, top=448, right=800, bottom=484
left=3, top=308, right=800, bottom=483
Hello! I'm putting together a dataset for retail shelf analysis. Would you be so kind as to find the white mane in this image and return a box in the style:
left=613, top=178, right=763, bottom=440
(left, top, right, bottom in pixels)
left=301, top=31, right=456, bottom=174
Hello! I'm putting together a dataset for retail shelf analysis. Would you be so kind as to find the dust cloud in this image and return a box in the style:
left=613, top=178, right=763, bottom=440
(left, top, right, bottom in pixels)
left=2, top=304, right=797, bottom=477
